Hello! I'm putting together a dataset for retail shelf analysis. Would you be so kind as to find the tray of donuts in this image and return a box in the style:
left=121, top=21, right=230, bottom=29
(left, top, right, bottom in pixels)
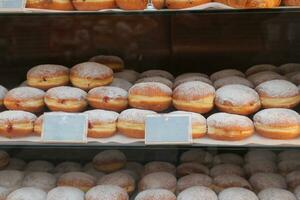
left=0, top=148, right=300, bottom=199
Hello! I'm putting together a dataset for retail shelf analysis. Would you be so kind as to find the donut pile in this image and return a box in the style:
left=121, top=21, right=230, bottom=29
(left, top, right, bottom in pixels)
left=0, top=58, right=299, bottom=140
left=0, top=149, right=300, bottom=199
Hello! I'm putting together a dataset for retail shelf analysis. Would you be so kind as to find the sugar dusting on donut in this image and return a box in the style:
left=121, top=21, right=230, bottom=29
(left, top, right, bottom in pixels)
left=207, top=113, right=253, bottom=128
left=6, top=87, right=45, bottom=100
left=218, top=187, right=258, bottom=200
left=213, top=174, right=251, bottom=189
left=129, top=82, right=172, bottom=96
left=47, top=186, right=84, bottom=200
left=258, top=188, right=297, bottom=200
left=136, top=76, right=173, bottom=89
left=173, top=81, right=215, bottom=100
left=0, top=86, right=7, bottom=99
left=174, top=76, right=212, bottom=88
left=177, top=173, right=212, bottom=189
left=89, top=86, right=128, bottom=98
left=97, top=171, right=134, bottom=186
left=254, top=108, right=300, bottom=126
left=139, top=172, right=176, bottom=191
left=27, top=64, right=69, bottom=77
left=85, top=185, right=128, bottom=200
left=214, top=76, right=254, bottom=89
left=118, top=109, right=157, bottom=124
left=71, top=62, right=113, bottom=79
left=109, top=78, right=132, bottom=91
left=46, top=86, right=87, bottom=100
left=6, top=187, right=47, bottom=200
left=22, top=172, right=56, bottom=191
left=140, top=70, right=174, bottom=81
left=84, top=110, right=119, bottom=123
left=0, top=170, right=24, bottom=188
left=177, top=186, right=218, bottom=200
left=135, top=189, right=176, bottom=200
left=256, top=80, right=299, bottom=97
left=0, top=111, right=36, bottom=122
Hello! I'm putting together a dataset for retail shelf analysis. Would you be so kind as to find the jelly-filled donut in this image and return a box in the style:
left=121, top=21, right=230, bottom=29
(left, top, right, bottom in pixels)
left=212, top=174, right=252, bottom=193
left=180, top=150, right=213, bottom=166
left=218, top=187, right=258, bottom=200
left=213, top=76, right=254, bottom=89
left=286, top=170, right=300, bottom=189
left=25, top=160, right=54, bottom=172
left=89, top=55, right=124, bottom=72
left=173, top=76, right=213, bottom=89
left=93, top=150, right=126, bottom=173
left=135, top=189, right=176, bottom=200
left=177, top=186, right=218, bottom=200
left=0, top=170, right=24, bottom=189
left=139, top=70, right=174, bottom=81
left=73, top=0, right=116, bottom=11
left=6, top=187, right=47, bottom=200
left=279, top=63, right=300, bottom=74
left=57, top=172, right=96, bottom=192
left=22, top=172, right=56, bottom=191
left=0, top=86, right=7, bottom=109
left=245, top=64, right=278, bottom=76
left=114, top=70, right=139, bottom=83
left=176, top=162, right=209, bottom=177
left=247, top=71, right=285, bottom=86
left=244, top=150, right=277, bottom=163
left=175, top=73, right=209, bottom=82
left=249, top=172, right=287, bottom=193
left=213, top=153, right=244, bottom=166
left=258, top=188, right=297, bottom=200
left=210, top=69, right=245, bottom=82
left=47, top=186, right=85, bottom=200
left=54, top=161, right=82, bottom=173
left=138, top=172, right=176, bottom=193
left=143, top=161, right=176, bottom=176
left=176, top=173, right=212, bottom=194
left=5, top=158, right=26, bottom=170
left=136, top=76, right=173, bottom=89
left=210, top=164, right=245, bottom=178
left=244, top=160, right=277, bottom=176
left=109, top=78, right=132, bottom=91
left=85, top=185, right=129, bottom=200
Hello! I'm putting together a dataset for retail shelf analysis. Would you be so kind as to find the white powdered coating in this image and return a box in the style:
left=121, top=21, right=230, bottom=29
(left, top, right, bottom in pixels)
left=0, top=186, right=11, bottom=200
left=207, top=113, right=253, bottom=129
left=54, top=162, right=82, bottom=173
left=278, top=160, right=300, bottom=174
left=5, top=87, right=45, bottom=99
left=210, top=69, right=245, bottom=82
left=253, top=108, right=300, bottom=126
left=47, top=186, right=84, bottom=200
left=46, top=86, right=87, bottom=100
left=175, top=73, right=209, bottom=81
left=85, top=185, right=129, bottom=200
left=118, top=109, right=157, bottom=124
left=213, top=76, right=254, bottom=89
left=247, top=71, right=285, bottom=86
left=169, top=111, right=206, bottom=125
left=135, top=189, right=176, bottom=200
left=0, top=170, right=24, bottom=188
left=84, top=110, right=119, bottom=123
left=139, top=70, right=174, bottom=81
left=0, top=86, right=7, bottom=100
left=218, top=187, right=258, bottom=200
left=109, top=78, right=132, bottom=91
left=213, top=174, right=251, bottom=188
left=244, top=150, right=277, bottom=163
left=7, top=187, right=46, bottom=200
left=88, top=86, right=128, bottom=98
left=244, top=160, right=277, bottom=176
left=136, top=76, right=173, bottom=89
left=114, top=70, right=139, bottom=83
left=173, top=76, right=213, bottom=89
left=258, top=188, right=297, bottom=200
left=71, top=62, right=113, bottom=78
left=249, top=173, right=287, bottom=192
left=27, top=64, right=69, bottom=77
left=279, top=150, right=300, bottom=161
left=279, top=63, right=300, bottom=74
left=93, top=150, right=126, bottom=164
left=97, top=171, right=134, bottom=188
left=180, top=150, right=213, bottom=165
left=143, top=161, right=176, bottom=175
left=177, top=162, right=210, bottom=175
left=210, top=164, right=244, bottom=178
left=129, top=82, right=172, bottom=96
left=215, top=84, right=260, bottom=106
left=58, top=172, right=95, bottom=185
left=213, top=153, right=244, bottom=166
left=173, top=81, right=215, bottom=100
left=256, top=80, right=299, bottom=97
left=294, top=185, right=300, bottom=199
left=245, top=64, right=278, bottom=76
left=177, top=186, right=218, bottom=200
left=138, top=172, right=176, bottom=191
left=22, top=172, right=56, bottom=191
left=0, top=111, right=36, bottom=122
left=177, top=174, right=212, bottom=192
left=5, top=158, right=26, bottom=170
left=25, top=160, right=54, bottom=172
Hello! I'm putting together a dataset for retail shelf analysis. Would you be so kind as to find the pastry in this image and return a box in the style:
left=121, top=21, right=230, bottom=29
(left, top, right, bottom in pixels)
left=139, top=70, right=174, bottom=81
left=143, top=161, right=176, bottom=176
left=247, top=71, right=285, bottom=86
left=0, top=86, right=7, bottom=109
left=0, top=151, right=9, bottom=169
left=85, top=185, right=129, bottom=200
left=213, top=76, right=254, bottom=89
left=6, top=187, right=47, bottom=200
left=48, top=0, right=74, bottom=10
left=0, top=170, right=24, bottom=189
left=54, top=161, right=82, bottom=173
left=47, top=186, right=84, bottom=200
left=89, top=55, right=124, bottom=72
left=258, top=188, right=297, bottom=200
left=218, top=187, right=258, bottom=200
left=136, top=76, right=173, bottom=89
left=212, top=174, right=251, bottom=193
left=249, top=172, right=287, bottom=193
left=114, top=70, right=139, bottom=83
left=26, top=0, right=49, bottom=8
left=173, top=76, right=213, bottom=89
left=138, top=172, right=176, bottom=193
left=177, top=186, right=218, bottom=200
left=244, top=160, right=277, bottom=176
left=287, top=170, right=300, bottom=189
left=180, top=150, right=213, bottom=166
left=166, top=0, right=211, bottom=8
left=135, top=189, right=176, bottom=200
left=57, top=172, right=96, bottom=192
left=210, top=164, right=244, bottom=178
left=176, top=162, right=209, bottom=177
left=213, top=153, right=244, bottom=166
left=93, top=150, right=126, bottom=173
left=245, top=64, right=278, bottom=76
left=109, top=78, right=133, bottom=91
left=5, top=158, right=26, bottom=170
left=176, top=173, right=212, bottom=194
left=279, top=63, right=300, bottom=74
left=25, top=160, right=54, bottom=172
left=214, top=0, right=280, bottom=8
left=22, top=172, right=56, bottom=191
left=72, top=0, right=116, bottom=11
left=175, top=73, right=209, bottom=82
left=210, top=69, right=245, bottom=82
left=244, top=150, right=277, bottom=163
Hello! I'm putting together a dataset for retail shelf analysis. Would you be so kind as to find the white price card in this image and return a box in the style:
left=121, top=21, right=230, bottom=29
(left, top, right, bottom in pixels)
left=145, top=114, right=192, bottom=145
left=0, top=0, right=25, bottom=10
left=41, top=113, right=88, bottom=143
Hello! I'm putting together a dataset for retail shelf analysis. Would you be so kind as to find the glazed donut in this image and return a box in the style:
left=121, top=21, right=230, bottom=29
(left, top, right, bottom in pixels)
left=136, top=76, right=173, bottom=89
left=93, top=150, right=127, bottom=173
left=0, top=170, right=24, bottom=189
left=180, top=150, right=213, bottom=166
left=70, top=62, right=113, bottom=90
left=97, top=171, right=135, bottom=194
left=5, top=158, right=26, bottom=170
left=213, top=76, right=254, bottom=89
left=279, top=150, right=300, bottom=161
left=245, top=64, right=278, bottom=76
left=207, top=112, right=254, bottom=141
left=173, top=81, right=215, bottom=114
left=249, top=172, right=287, bottom=193
left=139, top=70, right=174, bottom=81
left=114, top=70, right=139, bottom=83
left=87, top=86, right=128, bottom=112
left=258, top=188, right=297, bottom=200
left=128, top=82, right=172, bottom=111
left=117, top=108, right=157, bottom=138
left=212, top=174, right=251, bottom=193
left=143, top=161, right=176, bottom=176
left=166, top=0, right=211, bottom=8
left=47, top=186, right=85, bottom=200
left=0, top=151, right=9, bottom=169
left=73, top=0, right=116, bottom=10
left=215, top=84, right=261, bottom=115
left=0, top=111, right=36, bottom=138
left=247, top=71, right=286, bottom=86
left=253, top=108, right=300, bottom=139
left=244, top=150, right=277, bottom=163
left=0, top=186, right=11, bottom=200
left=173, top=76, right=213, bottom=89
left=255, top=80, right=300, bottom=108
left=109, top=78, right=133, bottom=91
left=278, top=160, right=300, bottom=175
left=210, top=69, right=245, bottom=82
left=218, top=187, right=258, bottom=200
left=169, top=111, right=207, bottom=138
left=89, top=55, right=124, bottom=72
left=279, top=63, right=300, bottom=74
left=210, top=164, right=244, bottom=178
left=287, top=170, right=300, bottom=189
left=176, top=174, right=212, bottom=194
left=25, top=160, right=54, bottom=172
left=27, top=64, right=69, bottom=90
left=44, top=86, right=87, bottom=112
left=213, top=153, right=244, bottom=166
left=7, top=187, right=47, bottom=200
left=175, top=73, right=209, bottom=82
left=84, top=109, right=119, bottom=138
left=177, top=186, right=218, bottom=200
left=135, top=189, right=176, bottom=200
left=138, top=172, right=176, bottom=193
left=244, top=160, right=277, bottom=176
left=57, top=172, right=96, bottom=192
left=176, top=162, right=209, bottom=177
left=85, top=185, right=129, bottom=200
left=0, top=86, right=7, bottom=109
left=4, top=87, right=45, bottom=113
left=54, top=161, right=82, bottom=173
left=22, top=172, right=56, bottom=191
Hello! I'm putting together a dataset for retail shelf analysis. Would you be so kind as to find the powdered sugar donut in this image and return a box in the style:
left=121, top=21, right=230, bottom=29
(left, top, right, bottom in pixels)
left=139, top=70, right=174, bottom=81
left=173, top=76, right=213, bottom=89
left=210, top=164, right=245, bottom=178
left=213, top=76, right=254, bottom=89
left=25, top=160, right=54, bottom=172
left=114, top=70, right=139, bottom=83
left=136, top=76, right=173, bottom=89
left=109, top=78, right=132, bottom=91
left=213, top=153, right=244, bottom=166
left=244, top=150, right=277, bottom=163
left=215, top=84, right=261, bottom=115
left=256, top=80, right=300, bottom=108
left=279, top=63, right=300, bottom=74
left=244, top=160, right=277, bottom=176
left=207, top=113, right=254, bottom=141
left=7, top=187, right=47, bottom=200
left=85, top=185, right=129, bottom=200
left=4, top=87, right=45, bottom=113
left=278, top=160, right=300, bottom=175
left=0, top=86, right=7, bottom=109
left=0, top=186, right=11, bottom=200
left=143, top=161, right=176, bottom=176
left=212, top=174, right=251, bottom=193
left=22, top=172, right=56, bottom=191
left=176, top=162, right=209, bottom=177
left=135, top=189, right=176, bottom=200
left=249, top=172, right=287, bottom=192
left=247, top=71, right=286, bottom=86
left=54, top=161, right=82, bottom=173
left=0, top=170, right=24, bottom=190
left=177, top=186, right=218, bottom=200
left=180, top=150, right=213, bottom=166
left=175, top=73, right=209, bottom=82
left=5, top=158, right=26, bottom=170
left=245, top=64, right=278, bottom=76
left=138, top=172, right=176, bottom=193
left=177, top=174, right=212, bottom=194
left=285, top=71, right=300, bottom=79
left=89, top=55, right=124, bottom=72
left=218, top=187, right=258, bottom=200
left=253, top=108, right=300, bottom=139
left=258, top=188, right=297, bottom=200
left=210, top=69, right=245, bottom=82
left=93, top=150, right=126, bottom=173
left=279, top=150, right=300, bottom=161
left=57, top=172, right=96, bottom=192
left=45, top=86, right=87, bottom=112
left=47, top=186, right=84, bottom=200
left=286, top=170, right=300, bottom=189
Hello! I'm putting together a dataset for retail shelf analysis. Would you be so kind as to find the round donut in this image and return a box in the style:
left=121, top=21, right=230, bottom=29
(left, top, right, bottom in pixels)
left=0, top=111, right=36, bottom=138
left=285, top=71, right=300, bottom=79
left=25, top=160, right=54, bottom=172
left=5, top=158, right=26, bottom=170
left=22, top=172, right=56, bottom=191
left=258, top=188, right=297, bottom=200
left=128, top=82, right=172, bottom=111
left=118, top=169, right=140, bottom=182
left=213, top=76, right=254, bottom=89
left=135, top=189, right=176, bottom=200
left=249, top=172, right=287, bottom=193
left=4, top=87, right=45, bottom=113
left=44, top=86, right=87, bottom=112
left=26, top=0, right=49, bottom=8
left=218, top=187, right=258, bottom=200
left=278, top=160, right=300, bottom=175
left=180, top=150, right=213, bottom=166
left=210, top=164, right=244, bottom=178
left=210, top=69, right=245, bottom=82
left=279, top=150, right=300, bottom=161
left=213, top=153, right=244, bottom=166
left=87, top=86, right=128, bottom=112
left=7, top=187, right=47, bottom=200
left=279, top=63, right=300, bottom=74
left=245, top=64, right=278, bottom=76
left=247, top=71, right=286, bottom=86
left=57, top=172, right=96, bottom=192
left=109, top=78, right=133, bottom=91
left=173, top=76, right=213, bottom=89
left=70, top=62, right=113, bottom=90
left=93, top=150, right=126, bottom=173
left=212, top=174, right=252, bottom=193
left=0, top=170, right=24, bottom=189
left=166, top=0, right=211, bottom=8
left=139, top=70, right=174, bottom=81
left=176, top=162, right=209, bottom=177
left=125, top=162, right=144, bottom=177
left=83, top=164, right=105, bottom=180
left=27, top=64, right=69, bottom=90
left=115, top=0, right=147, bottom=10
left=255, top=80, right=300, bottom=108
left=138, top=172, right=176, bottom=193
left=177, top=173, right=212, bottom=194
left=244, top=150, right=277, bottom=163
left=253, top=108, right=300, bottom=139
left=244, top=160, right=277, bottom=176
left=0, top=86, right=7, bottom=109
left=177, top=186, right=218, bottom=200
left=143, top=161, right=176, bottom=176
left=215, top=84, right=261, bottom=115
left=48, top=0, right=74, bottom=10
left=47, top=186, right=85, bottom=200
left=175, top=73, right=209, bottom=82
left=169, top=111, right=207, bottom=138
left=85, top=185, right=129, bottom=200
left=284, top=0, right=300, bottom=6
left=114, top=70, right=139, bottom=83
left=117, top=108, right=157, bottom=138
left=72, top=0, right=116, bottom=10
left=173, top=81, right=215, bottom=114
left=54, top=161, right=82, bottom=173
left=290, top=73, right=300, bottom=85
left=136, top=76, right=173, bottom=89
left=286, top=170, right=300, bottom=189
left=89, top=55, right=124, bottom=72
left=207, top=112, right=254, bottom=141
left=84, top=109, right=119, bottom=138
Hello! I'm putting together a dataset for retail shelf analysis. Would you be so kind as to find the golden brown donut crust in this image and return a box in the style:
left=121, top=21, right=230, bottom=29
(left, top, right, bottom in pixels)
left=214, top=0, right=281, bottom=8
left=116, top=0, right=147, bottom=10
left=90, top=55, right=124, bottom=72
left=166, top=0, right=211, bottom=8
left=73, top=0, right=116, bottom=10
left=26, top=0, right=49, bottom=8
left=93, top=150, right=126, bottom=173
left=57, top=172, right=96, bottom=192
left=48, top=0, right=74, bottom=10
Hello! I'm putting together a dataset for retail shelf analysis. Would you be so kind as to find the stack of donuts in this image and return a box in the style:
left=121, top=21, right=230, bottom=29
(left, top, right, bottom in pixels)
left=0, top=149, right=300, bottom=199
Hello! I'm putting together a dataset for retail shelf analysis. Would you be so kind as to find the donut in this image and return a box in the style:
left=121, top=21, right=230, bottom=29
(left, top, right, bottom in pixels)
left=139, top=70, right=174, bottom=81
left=5, top=158, right=26, bottom=170
left=83, top=164, right=105, bottom=180
left=253, top=108, right=300, bottom=139
left=48, top=0, right=74, bottom=10
left=25, top=160, right=54, bottom=172
left=44, top=86, right=87, bottom=112
left=0, top=170, right=24, bottom=189
left=247, top=71, right=286, bottom=86
left=290, top=73, right=300, bottom=85
left=210, top=69, right=245, bottom=82
left=109, top=78, right=133, bottom=91
left=128, top=82, right=172, bottom=111
left=244, top=150, right=277, bottom=163
left=73, top=0, right=116, bottom=10
left=255, top=80, right=300, bottom=108
left=93, top=150, right=126, bottom=173
left=117, top=108, right=157, bottom=138
left=278, top=160, right=300, bottom=175
left=180, top=150, right=213, bottom=166
left=26, top=0, right=49, bottom=8
left=47, top=186, right=85, bottom=200
left=115, top=0, right=147, bottom=10
left=287, top=170, right=300, bottom=189
left=175, top=73, right=209, bottom=82
left=0, top=86, right=7, bottom=109
left=89, top=55, right=124, bottom=72
left=4, top=87, right=45, bottom=113
left=213, top=76, right=254, bottom=89
left=245, top=64, right=278, bottom=76
left=27, top=64, right=69, bottom=90
left=173, top=81, right=215, bottom=114
left=85, top=185, right=129, bottom=200
left=173, top=76, right=213, bottom=89
left=207, top=112, right=254, bottom=141
left=258, top=188, right=297, bottom=200
left=6, top=187, right=47, bottom=200
left=285, top=71, right=300, bottom=79
left=143, top=161, right=176, bottom=176
left=138, top=172, right=176, bottom=193
left=54, top=161, right=82, bottom=173
left=210, top=164, right=244, bottom=178
left=213, top=153, right=244, bottom=166
left=212, top=174, right=251, bottom=193
left=169, top=111, right=207, bottom=138
left=97, top=171, right=135, bottom=194
left=22, top=172, right=56, bottom=191
left=176, top=162, right=209, bottom=177
left=215, top=84, right=261, bottom=115
left=84, top=109, right=119, bottom=138
left=294, top=185, right=300, bottom=199
left=244, top=160, right=277, bottom=176
left=0, top=186, right=11, bottom=200
left=114, top=70, right=139, bottom=83
left=0, top=111, right=36, bottom=138
left=0, top=151, right=9, bottom=169
left=176, top=173, right=212, bottom=194
left=136, top=76, right=173, bottom=89
left=218, top=187, right=258, bottom=200
left=279, top=63, right=300, bottom=74
left=279, top=150, right=300, bottom=161
left=125, top=162, right=144, bottom=177
left=284, top=0, right=300, bottom=5
left=166, top=0, right=211, bottom=8
left=118, top=169, right=140, bottom=182
left=249, top=172, right=287, bottom=193
left=135, top=189, right=176, bottom=200
left=177, top=186, right=218, bottom=200
left=57, top=172, right=96, bottom=192
left=70, top=62, right=113, bottom=90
